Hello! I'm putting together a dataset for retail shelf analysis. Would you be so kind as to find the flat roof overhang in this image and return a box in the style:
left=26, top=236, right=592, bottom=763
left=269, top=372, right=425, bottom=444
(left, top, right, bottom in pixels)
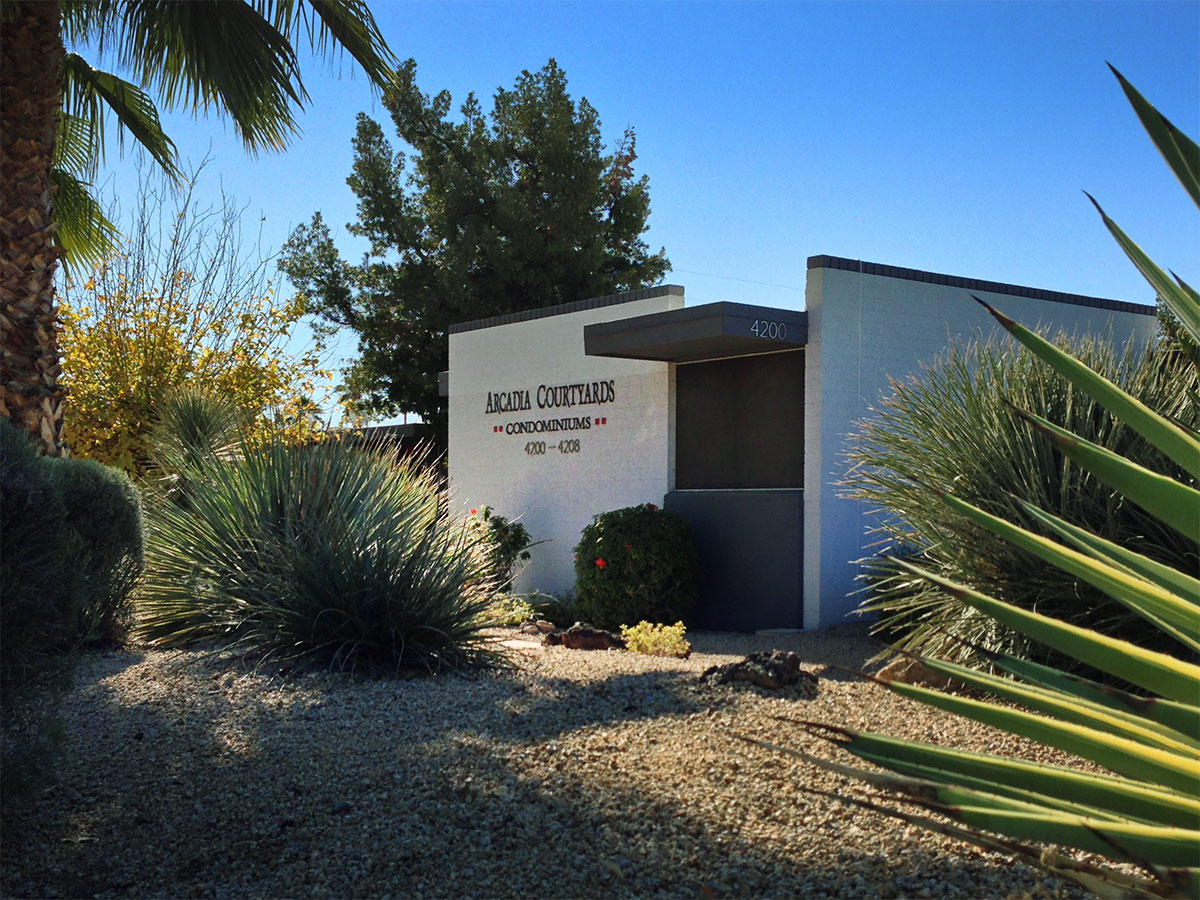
left=584, top=301, right=807, bottom=363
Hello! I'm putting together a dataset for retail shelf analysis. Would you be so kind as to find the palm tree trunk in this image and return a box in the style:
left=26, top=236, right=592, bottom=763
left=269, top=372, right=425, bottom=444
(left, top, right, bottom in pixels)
left=1, top=0, right=67, bottom=456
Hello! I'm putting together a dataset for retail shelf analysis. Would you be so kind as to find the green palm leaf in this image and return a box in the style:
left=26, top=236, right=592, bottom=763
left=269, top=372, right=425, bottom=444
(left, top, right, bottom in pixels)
left=62, top=52, right=179, bottom=178
left=51, top=168, right=123, bottom=272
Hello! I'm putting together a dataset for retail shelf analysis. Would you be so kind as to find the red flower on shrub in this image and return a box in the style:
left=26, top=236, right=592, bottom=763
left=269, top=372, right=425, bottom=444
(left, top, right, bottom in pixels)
left=469, top=508, right=478, bottom=515
left=646, top=503, right=658, bottom=511
left=595, top=558, right=607, bottom=569
left=625, top=544, right=632, bottom=549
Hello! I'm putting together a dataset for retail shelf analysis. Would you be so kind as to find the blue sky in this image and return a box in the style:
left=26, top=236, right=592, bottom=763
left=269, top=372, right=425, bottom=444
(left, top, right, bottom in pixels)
left=84, top=0, right=1200, bottom=414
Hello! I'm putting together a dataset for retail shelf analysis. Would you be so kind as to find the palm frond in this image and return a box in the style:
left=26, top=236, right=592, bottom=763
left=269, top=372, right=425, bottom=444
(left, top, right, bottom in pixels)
left=61, top=51, right=179, bottom=178
left=51, top=168, right=123, bottom=273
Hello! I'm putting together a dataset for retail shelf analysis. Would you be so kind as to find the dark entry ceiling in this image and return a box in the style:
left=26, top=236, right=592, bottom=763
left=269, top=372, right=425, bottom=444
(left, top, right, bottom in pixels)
left=583, top=301, right=807, bottom=363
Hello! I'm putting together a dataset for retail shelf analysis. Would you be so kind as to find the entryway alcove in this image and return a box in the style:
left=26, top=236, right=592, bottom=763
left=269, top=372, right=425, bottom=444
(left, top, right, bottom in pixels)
left=585, top=302, right=808, bottom=630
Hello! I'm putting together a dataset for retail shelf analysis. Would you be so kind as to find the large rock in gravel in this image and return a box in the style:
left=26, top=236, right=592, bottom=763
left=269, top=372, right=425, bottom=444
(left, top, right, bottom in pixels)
left=544, top=623, right=625, bottom=650
left=701, top=650, right=818, bottom=696
left=876, top=655, right=952, bottom=690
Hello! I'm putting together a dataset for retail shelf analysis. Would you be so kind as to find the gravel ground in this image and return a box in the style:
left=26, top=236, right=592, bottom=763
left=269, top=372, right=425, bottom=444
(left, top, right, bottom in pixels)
left=1, top=625, right=1095, bottom=900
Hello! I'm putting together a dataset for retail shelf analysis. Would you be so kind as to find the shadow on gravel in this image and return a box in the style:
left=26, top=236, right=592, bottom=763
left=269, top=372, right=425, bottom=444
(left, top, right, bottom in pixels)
left=1, top=640, right=1087, bottom=900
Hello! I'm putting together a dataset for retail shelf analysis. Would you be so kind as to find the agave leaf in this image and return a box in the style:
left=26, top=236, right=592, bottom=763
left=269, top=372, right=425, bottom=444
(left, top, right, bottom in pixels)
left=976, top=297, right=1200, bottom=479
left=1109, top=64, right=1200, bottom=210
left=1011, top=408, right=1200, bottom=539
left=789, top=721, right=1200, bottom=828
left=742, top=734, right=1197, bottom=900
left=745, top=731, right=1123, bottom=821
left=909, top=655, right=1200, bottom=755
left=894, top=560, right=1200, bottom=705
left=1088, top=196, right=1200, bottom=350
left=879, top=677, right=1200, bottom=794
left=978, top=649, right=1200, bottom=744
left=947, top=806, right=1199, bottom=870
left=1175, top=271, right=1200, bottom=310
left=934, top=488, right=1200, bottom=645
left=1017, top=500, right=1200, bottom=608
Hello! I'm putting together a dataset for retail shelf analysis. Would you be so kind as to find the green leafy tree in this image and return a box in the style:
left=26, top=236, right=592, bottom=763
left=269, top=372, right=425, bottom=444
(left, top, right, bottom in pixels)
left=280, top=58, right=669, bottom=440
left=0, top=0, right=396, bottom=456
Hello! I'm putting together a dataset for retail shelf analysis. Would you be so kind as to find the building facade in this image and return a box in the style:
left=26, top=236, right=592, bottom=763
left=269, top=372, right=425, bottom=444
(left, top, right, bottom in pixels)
left=447, top=255, right=1158, bottom=630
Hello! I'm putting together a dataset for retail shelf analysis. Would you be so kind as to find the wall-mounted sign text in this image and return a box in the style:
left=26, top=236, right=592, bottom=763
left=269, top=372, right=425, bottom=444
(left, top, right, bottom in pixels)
left=485, top=379, right=616, bottom=414
left=485, top=378, right=616, bottom=440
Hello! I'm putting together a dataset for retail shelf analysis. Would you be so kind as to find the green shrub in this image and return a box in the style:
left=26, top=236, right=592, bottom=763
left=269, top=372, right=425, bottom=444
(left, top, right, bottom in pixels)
left=487, top=594, right=537, bottom=625
left=620, top=620, right=691, bottom=658
left=138, top=438, right=498, bottom=674
left=573, top=503, right=699, bottom=630
left=1, top=420, right=142, bottom=805
left=0, top=420, right=143, bottom=682
left=0, top=419, right=80, bottom=688
left=467, top=506, right=533, bottom=591
left=46, top=458, right=143, bottom=642
left=843, top=332, right=1198, bottom=669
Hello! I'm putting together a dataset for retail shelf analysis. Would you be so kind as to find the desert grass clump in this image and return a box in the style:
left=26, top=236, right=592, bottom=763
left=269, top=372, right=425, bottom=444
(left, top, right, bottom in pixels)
left=843, top=331, right=1198, bottom=669
left=138, top=435, right=498, bottom=674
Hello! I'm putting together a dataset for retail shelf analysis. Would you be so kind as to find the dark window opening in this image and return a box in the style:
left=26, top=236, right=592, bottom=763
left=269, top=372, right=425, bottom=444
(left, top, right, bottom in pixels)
left=674, top=350, right=804, bottom=489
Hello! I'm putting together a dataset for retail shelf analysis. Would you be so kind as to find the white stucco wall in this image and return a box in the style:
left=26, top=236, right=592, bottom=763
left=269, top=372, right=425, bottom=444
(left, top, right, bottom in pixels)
left=448, top=289, right=683, bottom=597
left=802, top=263, right=1160, bottom=627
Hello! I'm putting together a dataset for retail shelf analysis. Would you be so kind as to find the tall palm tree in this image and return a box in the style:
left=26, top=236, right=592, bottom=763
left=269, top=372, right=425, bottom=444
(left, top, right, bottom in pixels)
left=0, top=0, right=396, bottom=455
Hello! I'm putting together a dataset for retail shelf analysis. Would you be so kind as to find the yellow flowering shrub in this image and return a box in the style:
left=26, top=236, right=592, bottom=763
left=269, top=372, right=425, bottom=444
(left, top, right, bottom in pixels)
left=60, top=265, right=331, bottom=474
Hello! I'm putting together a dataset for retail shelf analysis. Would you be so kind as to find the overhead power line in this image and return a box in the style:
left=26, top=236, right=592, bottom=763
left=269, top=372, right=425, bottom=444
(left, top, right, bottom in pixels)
left=670, top=268, right=806, bottom=292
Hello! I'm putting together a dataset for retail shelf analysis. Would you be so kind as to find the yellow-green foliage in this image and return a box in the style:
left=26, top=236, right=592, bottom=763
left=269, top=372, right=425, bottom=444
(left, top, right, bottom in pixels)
left=488, top=595, right=536, bottom=626
left=57, top=172, right=337, bottom=475
left=620, top=620, right=691, bottom=658
left=60, top=265, right=329, bottom=474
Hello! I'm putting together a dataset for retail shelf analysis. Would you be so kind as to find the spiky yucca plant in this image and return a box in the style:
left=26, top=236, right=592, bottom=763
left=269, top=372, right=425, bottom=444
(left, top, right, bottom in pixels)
left=755, top=67, right=1199, bottom=899
left=139, top=430, right=499, bottom=674
left=843, top=332, right=1197, bottom=670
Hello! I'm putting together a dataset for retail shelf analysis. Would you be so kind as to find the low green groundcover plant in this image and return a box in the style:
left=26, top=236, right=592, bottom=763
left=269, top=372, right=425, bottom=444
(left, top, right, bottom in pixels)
left=138, top=432, right=497, bottom=674
left=621, top=620, right=691, bottom=658
left=844, top=331, right=1197, bottom=670
left=573, top=502, right=699, bottom=630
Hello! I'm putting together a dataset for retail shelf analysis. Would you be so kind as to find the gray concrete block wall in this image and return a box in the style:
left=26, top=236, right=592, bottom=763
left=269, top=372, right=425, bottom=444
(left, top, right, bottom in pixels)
left=803, top=262, right=1159, bottom=627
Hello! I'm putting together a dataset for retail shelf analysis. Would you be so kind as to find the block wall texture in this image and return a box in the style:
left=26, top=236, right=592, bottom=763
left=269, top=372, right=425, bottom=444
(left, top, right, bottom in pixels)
left=803, top=266, right=1159, bottom=627
left=448, top=294, right=682, bottom=597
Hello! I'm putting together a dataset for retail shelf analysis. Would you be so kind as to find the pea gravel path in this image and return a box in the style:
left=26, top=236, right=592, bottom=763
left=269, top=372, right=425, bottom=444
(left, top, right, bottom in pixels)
left=2, top=625, right=1096, bottom=900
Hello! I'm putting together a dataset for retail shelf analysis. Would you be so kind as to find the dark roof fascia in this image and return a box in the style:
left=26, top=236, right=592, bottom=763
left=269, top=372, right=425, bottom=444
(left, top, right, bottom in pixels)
left=807, top=255, right=1156, bottom=317
left=584, top=301, right=808, bottom=363
left=449, top=284, right=685, bottom=335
